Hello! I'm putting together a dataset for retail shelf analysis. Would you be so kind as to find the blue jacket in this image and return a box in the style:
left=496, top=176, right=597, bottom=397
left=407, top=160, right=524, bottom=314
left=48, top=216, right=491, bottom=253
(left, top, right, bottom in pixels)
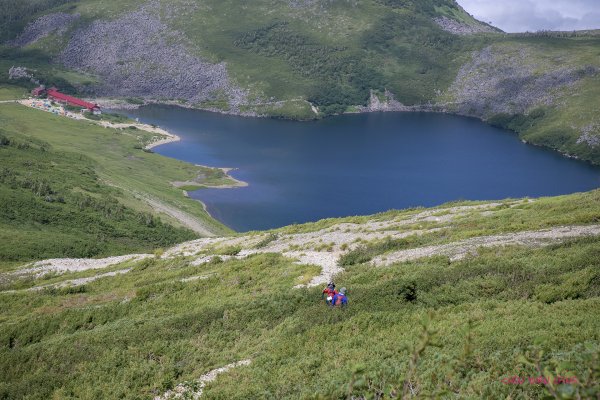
left=331, top=293, right=347, bottom=307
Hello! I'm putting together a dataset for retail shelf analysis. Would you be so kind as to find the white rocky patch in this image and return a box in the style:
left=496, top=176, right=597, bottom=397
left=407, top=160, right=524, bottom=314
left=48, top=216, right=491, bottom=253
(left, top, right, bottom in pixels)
left=154, top=359, right=251, bottom=400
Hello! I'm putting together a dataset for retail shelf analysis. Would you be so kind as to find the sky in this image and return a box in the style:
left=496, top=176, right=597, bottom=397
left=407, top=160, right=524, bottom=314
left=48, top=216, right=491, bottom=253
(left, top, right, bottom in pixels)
left=456, top=0, right=600, bottom=32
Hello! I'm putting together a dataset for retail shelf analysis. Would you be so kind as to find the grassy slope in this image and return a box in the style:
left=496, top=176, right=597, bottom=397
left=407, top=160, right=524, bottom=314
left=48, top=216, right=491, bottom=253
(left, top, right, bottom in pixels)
left=0, top=103, right=237, bottom=263
left=0, top=191, right=599, bottom=398
left=0, top=129, right=196, bottom=263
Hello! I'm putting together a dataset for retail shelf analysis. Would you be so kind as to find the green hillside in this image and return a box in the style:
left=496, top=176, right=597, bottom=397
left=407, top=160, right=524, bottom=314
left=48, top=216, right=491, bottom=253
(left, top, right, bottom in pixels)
left=1, top=190, right=599, bottom=398
left=0, top=129, right=195, bottom=262
left=2, top=0, right=598, bottom=162
left=0, top=102, right=239, bottom=263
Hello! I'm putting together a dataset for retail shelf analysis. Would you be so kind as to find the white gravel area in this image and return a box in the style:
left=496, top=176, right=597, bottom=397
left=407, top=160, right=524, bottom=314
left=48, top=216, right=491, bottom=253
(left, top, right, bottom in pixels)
left=17, top=254, right=151, bottom=277
left=372, top=225, right=600, bottom=266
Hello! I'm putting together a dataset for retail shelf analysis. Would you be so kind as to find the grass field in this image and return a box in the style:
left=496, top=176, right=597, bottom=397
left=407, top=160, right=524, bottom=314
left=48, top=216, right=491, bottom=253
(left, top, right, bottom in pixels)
left=0, top=3, right=599, bottom=397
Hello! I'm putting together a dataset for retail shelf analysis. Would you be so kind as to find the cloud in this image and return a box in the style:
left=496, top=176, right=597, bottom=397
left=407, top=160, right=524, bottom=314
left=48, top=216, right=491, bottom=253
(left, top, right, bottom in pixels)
left=456, top=0, right=600, bottom=32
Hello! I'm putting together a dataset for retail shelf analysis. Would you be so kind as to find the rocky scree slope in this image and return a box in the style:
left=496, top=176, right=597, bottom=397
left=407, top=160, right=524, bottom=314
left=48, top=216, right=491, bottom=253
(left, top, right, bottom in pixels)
left=57, top=2, right=249, bottom=113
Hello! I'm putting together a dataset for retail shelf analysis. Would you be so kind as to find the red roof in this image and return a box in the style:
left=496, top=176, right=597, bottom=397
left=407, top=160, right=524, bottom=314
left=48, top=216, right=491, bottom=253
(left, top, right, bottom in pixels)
left=31, top=86, right=45, bottom=96
left=47, top=89, right=99, bottom=110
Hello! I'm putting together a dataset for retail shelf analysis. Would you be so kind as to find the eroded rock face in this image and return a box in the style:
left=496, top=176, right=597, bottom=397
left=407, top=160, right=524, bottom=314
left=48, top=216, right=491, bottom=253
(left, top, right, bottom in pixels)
left=58, top=4, right=247, bottom=110
left=8, top=66, right=33, bottom=80
left=433, top=16, right=497, bottom=35
left=8, top=12, right=80, bottom=47
left=577, top=124, right=600, bottom=147
left=446, top=45, right=598, bottom=117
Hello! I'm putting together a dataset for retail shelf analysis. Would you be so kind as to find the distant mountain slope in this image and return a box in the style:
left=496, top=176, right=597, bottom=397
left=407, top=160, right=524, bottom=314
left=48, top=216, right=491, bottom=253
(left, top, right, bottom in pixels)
left=1, top=0, right=599, bottom=163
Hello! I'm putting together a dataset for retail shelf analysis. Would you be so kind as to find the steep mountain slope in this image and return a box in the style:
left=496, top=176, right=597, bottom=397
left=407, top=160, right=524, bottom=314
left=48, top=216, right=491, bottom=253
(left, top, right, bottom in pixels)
left=1, top=190, right=599, bottom=398
left=2, top=0, right=599, bottom=163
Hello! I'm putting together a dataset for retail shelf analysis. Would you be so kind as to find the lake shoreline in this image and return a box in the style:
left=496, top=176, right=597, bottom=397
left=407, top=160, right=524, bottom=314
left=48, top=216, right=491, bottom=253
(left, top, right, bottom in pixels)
left=105, top=98, right=597, bottom=167
left=137, top=106, right=600, bottom=232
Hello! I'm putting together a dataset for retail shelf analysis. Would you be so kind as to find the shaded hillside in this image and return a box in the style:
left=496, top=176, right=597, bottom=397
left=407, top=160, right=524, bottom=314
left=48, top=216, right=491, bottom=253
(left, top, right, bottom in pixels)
left=0, top=130, right=196, bottom=261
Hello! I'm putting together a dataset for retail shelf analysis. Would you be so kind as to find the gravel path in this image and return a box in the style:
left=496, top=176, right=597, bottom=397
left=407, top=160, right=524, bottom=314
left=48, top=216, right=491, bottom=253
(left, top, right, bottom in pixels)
left=142, top=195, right=217, bottom=237
left=162, top=200, right=533, bottom=287
left=372, top=224, right=600, bottom=266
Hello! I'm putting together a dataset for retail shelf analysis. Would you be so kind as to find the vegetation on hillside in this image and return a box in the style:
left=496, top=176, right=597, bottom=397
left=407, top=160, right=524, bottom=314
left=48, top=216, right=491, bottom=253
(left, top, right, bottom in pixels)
left=0, top=0, right=77, bottom=42
left=0, top=190, right=599, bottom=398
left=0, top=3, right=598, bottom=397
left=0, top=102, right=241, bottom=263
left=0, top=130, right=195, bottom=262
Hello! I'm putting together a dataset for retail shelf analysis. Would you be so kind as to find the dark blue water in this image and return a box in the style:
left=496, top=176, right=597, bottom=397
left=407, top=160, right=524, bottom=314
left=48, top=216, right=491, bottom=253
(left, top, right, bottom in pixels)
left=124, top=105, right=600, bottom=232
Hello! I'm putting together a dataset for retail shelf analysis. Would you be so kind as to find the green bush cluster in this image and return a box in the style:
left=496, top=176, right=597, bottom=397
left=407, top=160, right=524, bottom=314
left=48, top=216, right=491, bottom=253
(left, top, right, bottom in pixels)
left=235, top=22, right=383, bottom=115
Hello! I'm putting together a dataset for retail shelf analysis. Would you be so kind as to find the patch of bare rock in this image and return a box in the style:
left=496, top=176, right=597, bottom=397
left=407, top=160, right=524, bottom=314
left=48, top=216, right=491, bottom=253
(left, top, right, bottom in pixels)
left=7, top=12, right=80, bottom=47
left=446, top=45, right=598, bottom=117
left=58, top=3, right=248, bottom=112
left=17, top=254, right=151, bottom=277
left=433, top=16, right=497, bottom=35
left=372, top=225, right=600, bottom=266
left=154, top=359, right=251, bottom=400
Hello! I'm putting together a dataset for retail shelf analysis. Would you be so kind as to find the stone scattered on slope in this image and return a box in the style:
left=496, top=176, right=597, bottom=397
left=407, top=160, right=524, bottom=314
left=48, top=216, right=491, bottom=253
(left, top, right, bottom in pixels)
left=33, top=269, right=132, bottom=291
left=18, top=254, right=152, bottom=277
left=372, top=224, right=600, bottom=266
left=154, top=359, right=251, bottom=400
left=446, top=45, right=598, bottom=117
left=19, top=199, right=596, bottom=293
left=7, top=12, right=80, bottom=47
left=164, top=200, right=533, bottom=287
left=433, top=16, right=497, bottom=35
left=58, top=2, right=247, bottom=111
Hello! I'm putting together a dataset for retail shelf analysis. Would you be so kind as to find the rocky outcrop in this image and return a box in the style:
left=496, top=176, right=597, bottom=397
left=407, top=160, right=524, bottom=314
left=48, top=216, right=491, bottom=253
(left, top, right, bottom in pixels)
left=8, top=66, right=33, bottom=80
left=8, top=66, right=39, bottom=85
left=7, top=12, right=80, bottom=47
left=433, top=16, right=497, bottom=35
left=577, top=123, right=600, bottom=147
left=357, top=90, right=431, bottom=113
left=58, top=4, right=247, bottom=111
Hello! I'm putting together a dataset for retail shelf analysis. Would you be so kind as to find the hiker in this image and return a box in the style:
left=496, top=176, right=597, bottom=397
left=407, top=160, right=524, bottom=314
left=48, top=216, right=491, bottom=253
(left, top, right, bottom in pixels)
left=322, top=282, right=337, bottom=305
left=331, top=287, right=348, bottom=308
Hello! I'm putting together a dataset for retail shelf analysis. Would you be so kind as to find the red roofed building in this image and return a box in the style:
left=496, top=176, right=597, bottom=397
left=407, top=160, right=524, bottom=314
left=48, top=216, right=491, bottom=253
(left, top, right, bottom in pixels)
left=47, top=88, right=101, bottom=114
left=31, top=86, right=46, bottom=97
